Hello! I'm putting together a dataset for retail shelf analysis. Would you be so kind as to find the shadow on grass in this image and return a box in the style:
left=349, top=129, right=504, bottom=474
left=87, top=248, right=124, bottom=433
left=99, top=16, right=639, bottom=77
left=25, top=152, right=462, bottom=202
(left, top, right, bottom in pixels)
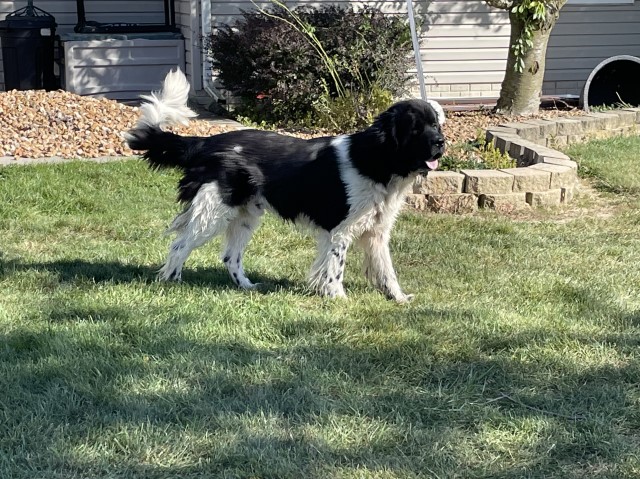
left=2, top=299, right=639, bottom=477
left=0, top=257, right=296, bottom=292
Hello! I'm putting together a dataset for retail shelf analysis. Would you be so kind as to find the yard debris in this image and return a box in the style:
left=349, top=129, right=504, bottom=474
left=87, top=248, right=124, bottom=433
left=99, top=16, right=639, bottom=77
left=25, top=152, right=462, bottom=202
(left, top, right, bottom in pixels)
left=0, top=88, right=581, bottom=160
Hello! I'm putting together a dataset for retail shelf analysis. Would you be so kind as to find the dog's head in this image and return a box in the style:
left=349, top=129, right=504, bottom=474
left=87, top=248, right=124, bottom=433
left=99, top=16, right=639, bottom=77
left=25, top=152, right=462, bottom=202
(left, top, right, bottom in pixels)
left=372, top=99, right=446, bottom=176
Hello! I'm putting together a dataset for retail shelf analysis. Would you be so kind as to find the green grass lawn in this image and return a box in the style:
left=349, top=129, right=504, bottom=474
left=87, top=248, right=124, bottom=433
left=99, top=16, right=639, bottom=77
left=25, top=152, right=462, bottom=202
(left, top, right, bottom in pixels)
left=1, top=136, right=639, bottom=478
left=566, top=134, right=640, bottom=195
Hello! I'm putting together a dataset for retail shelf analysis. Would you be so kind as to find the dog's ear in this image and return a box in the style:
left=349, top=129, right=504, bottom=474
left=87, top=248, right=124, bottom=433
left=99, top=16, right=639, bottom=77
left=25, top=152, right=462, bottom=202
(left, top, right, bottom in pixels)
left=373, top=109, right=397, bottom=147
left=374, top=106, right=414, bottom=149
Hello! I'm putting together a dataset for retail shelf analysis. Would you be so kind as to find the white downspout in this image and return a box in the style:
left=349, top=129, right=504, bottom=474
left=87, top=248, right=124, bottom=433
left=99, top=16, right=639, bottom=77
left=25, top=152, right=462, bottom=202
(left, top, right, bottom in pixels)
left=406, top=0, right=427, bottom=100
left=200, top=0, right=224, bottom=102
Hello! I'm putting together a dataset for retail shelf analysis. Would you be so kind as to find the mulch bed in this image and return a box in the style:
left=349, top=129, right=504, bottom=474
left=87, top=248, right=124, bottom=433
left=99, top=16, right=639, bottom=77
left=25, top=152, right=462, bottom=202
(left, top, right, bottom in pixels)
left=0, top=89, right=582, bottom=160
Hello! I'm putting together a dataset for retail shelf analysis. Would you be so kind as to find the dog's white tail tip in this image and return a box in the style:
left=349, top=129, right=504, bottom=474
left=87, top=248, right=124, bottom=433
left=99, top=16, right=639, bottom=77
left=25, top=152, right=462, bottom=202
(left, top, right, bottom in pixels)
left=134, top=67, right=197, bottom=129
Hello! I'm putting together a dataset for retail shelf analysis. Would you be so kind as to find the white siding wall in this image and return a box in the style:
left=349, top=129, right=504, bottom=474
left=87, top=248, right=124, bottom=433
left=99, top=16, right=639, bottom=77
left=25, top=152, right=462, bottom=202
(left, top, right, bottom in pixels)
left=419, top=1, right=509, bottom=99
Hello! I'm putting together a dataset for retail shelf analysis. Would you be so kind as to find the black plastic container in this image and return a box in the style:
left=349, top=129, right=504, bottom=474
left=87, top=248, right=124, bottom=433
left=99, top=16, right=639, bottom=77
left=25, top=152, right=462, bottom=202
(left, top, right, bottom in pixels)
left=0, top=3, right=56, bottom=90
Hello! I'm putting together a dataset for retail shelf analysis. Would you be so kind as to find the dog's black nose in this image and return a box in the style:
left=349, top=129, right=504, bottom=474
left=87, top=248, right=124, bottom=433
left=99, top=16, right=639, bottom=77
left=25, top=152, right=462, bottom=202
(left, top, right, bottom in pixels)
left=435, top=137, right=445, bottom=148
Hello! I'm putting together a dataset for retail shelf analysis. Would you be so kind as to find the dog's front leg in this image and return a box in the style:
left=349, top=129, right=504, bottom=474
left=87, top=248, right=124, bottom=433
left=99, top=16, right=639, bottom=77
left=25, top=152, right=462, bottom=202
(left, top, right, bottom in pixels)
left=308, top=233, right=350, bottom=299
left=359, top=229, right=412, bottom=303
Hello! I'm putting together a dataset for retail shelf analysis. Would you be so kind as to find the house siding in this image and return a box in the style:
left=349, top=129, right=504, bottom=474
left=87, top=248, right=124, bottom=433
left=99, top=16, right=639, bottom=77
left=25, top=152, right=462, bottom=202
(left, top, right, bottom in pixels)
left=545, top=3, right=640, bottom=97
left=208, top=0, right=511, bottom=99
left=174, top=0, right=201, bottom=90
left=208, top=0, right=640, bottom=101
left=1, top=0, right=639, bottom=100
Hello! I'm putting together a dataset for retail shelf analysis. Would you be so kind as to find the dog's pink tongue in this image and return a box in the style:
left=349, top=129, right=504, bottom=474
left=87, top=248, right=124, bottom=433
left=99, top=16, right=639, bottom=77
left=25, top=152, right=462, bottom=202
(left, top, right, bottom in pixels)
left=426, top=159, right=439, bottom=170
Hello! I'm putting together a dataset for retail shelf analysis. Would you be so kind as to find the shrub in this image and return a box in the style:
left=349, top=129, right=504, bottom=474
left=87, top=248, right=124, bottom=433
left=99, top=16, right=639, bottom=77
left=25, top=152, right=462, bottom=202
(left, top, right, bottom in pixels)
left=440, top=133, right=517, bottom=171
left=206, top=3, right=415, bottom=130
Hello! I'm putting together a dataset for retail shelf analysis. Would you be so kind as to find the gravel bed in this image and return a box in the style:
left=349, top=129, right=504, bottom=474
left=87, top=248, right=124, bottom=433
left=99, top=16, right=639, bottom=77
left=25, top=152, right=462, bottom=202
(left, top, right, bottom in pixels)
left=0, top=89, right=582, bottom=161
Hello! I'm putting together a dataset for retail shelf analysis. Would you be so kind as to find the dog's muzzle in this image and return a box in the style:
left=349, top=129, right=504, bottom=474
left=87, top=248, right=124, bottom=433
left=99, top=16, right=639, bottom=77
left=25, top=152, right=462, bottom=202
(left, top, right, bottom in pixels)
left=427, top=137, right=445, bottom=170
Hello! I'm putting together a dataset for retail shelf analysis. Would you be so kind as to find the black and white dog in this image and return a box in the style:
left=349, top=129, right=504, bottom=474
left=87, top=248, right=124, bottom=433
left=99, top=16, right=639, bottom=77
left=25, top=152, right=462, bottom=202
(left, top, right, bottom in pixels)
left=125, top=69, right=445, bottom=302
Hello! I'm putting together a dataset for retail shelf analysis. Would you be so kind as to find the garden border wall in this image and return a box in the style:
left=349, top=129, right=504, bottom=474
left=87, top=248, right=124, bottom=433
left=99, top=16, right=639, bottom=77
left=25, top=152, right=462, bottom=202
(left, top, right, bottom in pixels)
left=407, top=107, right=640, bottom=214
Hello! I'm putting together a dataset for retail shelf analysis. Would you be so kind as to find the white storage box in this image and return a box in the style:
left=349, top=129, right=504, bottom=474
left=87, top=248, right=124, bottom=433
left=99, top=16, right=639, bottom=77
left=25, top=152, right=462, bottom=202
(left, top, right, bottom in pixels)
left=60, top=32, right=185, bottom=100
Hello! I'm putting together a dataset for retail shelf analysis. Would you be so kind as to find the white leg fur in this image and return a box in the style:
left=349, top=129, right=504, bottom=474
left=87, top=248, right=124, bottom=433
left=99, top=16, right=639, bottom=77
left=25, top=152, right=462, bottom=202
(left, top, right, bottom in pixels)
left=358, top=229, right=412, bottom=303
left=158, top=182, right=235, bottom=281
left=326, top=135, right=415, bottom=302
left=308, top=233, right=350, bottom=298
left=221, top=205, right=263, bottom=289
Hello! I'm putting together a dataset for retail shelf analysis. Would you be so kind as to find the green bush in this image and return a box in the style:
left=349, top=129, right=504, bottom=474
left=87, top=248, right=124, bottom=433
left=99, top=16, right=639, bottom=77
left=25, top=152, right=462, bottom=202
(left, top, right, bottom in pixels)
left=440, top=133, right=517, bottom=171
left=206, top=3, right=415, bottom=130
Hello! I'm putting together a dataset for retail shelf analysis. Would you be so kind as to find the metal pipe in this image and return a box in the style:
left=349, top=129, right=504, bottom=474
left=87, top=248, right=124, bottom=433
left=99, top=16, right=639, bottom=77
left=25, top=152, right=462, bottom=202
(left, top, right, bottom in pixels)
left=406, top=0, right=427, bottom=100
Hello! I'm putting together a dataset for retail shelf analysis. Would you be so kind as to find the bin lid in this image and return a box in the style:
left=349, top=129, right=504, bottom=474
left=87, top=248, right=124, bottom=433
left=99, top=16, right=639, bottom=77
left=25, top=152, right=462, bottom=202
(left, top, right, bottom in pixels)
left=0, top=4, right=56, bottom=29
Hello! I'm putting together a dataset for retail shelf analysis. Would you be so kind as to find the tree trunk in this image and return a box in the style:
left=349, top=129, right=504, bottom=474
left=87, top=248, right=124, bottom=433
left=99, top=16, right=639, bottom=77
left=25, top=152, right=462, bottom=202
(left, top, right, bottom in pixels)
left=494, top=12, right=554, bottom=116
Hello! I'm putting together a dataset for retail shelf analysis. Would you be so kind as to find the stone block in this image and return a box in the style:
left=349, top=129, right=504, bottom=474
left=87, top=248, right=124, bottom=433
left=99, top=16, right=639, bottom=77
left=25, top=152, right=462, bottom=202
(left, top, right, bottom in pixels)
left=574, top=115, right=601, bottom=133
left=526, top=189, right=562, bottom=207
left=542, top=157, right=578, bottom=171
left=508, top=139, right=540, bottom=165
left=462, top=169, right=515, bottom=195
left=525, top=144, right=570, bottom=164
left=415, top=171, right=465, bottom=195
left=493, top=134, right=520, bottom=154
left=499, top=167, right=552, bottom=192
left=479, top=192, right=529, bottom=211
left=587, top=112, right=620, bottom=130
left=613, top=110, right=637, bottom=126
left=522, top=119, right=558, bottom=138
left=554, top=118, right=584, bottom=136
left=499, top=122, right=541, bottom=142
left=614, top=125, right=638, bottom=136
left=426, top=193, right=478, bottom=214
left=405, top=193, right=428, bottom=211
left=431, top=84, right=451, bottom=92
left=528, top=163, right=577, bottom=189
left=486, top=128, right=516, bottom=146
left=561, top=186, right=575, bottom=203
left=622, top=107, right=640, bottom=123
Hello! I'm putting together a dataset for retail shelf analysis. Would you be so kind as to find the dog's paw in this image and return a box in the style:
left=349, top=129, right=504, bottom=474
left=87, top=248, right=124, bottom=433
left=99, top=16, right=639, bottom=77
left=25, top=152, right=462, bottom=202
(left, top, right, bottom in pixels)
left=157, top=270, right=182, bottom=282
left=317, top=284, right=347, bottom=299
left=394, top=293, right=414, bottom=304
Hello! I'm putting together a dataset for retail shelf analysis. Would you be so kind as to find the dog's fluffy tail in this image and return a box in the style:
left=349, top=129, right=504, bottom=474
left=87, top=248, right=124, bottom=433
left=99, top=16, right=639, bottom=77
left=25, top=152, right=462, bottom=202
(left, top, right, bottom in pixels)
left=136, top=68, right=197, bottom=128
left=124, top=68, right=197, bottom=169
left=125, top=125, right=189, bottom=170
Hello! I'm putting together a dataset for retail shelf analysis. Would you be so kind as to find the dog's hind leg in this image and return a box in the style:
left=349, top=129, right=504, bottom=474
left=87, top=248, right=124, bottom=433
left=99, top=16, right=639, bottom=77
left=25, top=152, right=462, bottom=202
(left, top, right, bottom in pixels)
left=158, top=182, right=235, bottom=281
left=308, top=232, right=351, bottom=298
left=221, top=203, right=263, bottom=290
left=358, top=229, right=412, bottom=303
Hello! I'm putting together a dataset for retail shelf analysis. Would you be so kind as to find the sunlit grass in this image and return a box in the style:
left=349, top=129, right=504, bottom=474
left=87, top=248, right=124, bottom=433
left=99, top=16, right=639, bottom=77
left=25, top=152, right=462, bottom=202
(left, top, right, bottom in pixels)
left=0, top=156, right=639, bottom=478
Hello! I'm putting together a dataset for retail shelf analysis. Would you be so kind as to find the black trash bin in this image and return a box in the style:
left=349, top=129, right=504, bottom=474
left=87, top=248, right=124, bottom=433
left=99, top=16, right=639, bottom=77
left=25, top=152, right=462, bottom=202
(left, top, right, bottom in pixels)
left=0, top=2, right=56, bottom=91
